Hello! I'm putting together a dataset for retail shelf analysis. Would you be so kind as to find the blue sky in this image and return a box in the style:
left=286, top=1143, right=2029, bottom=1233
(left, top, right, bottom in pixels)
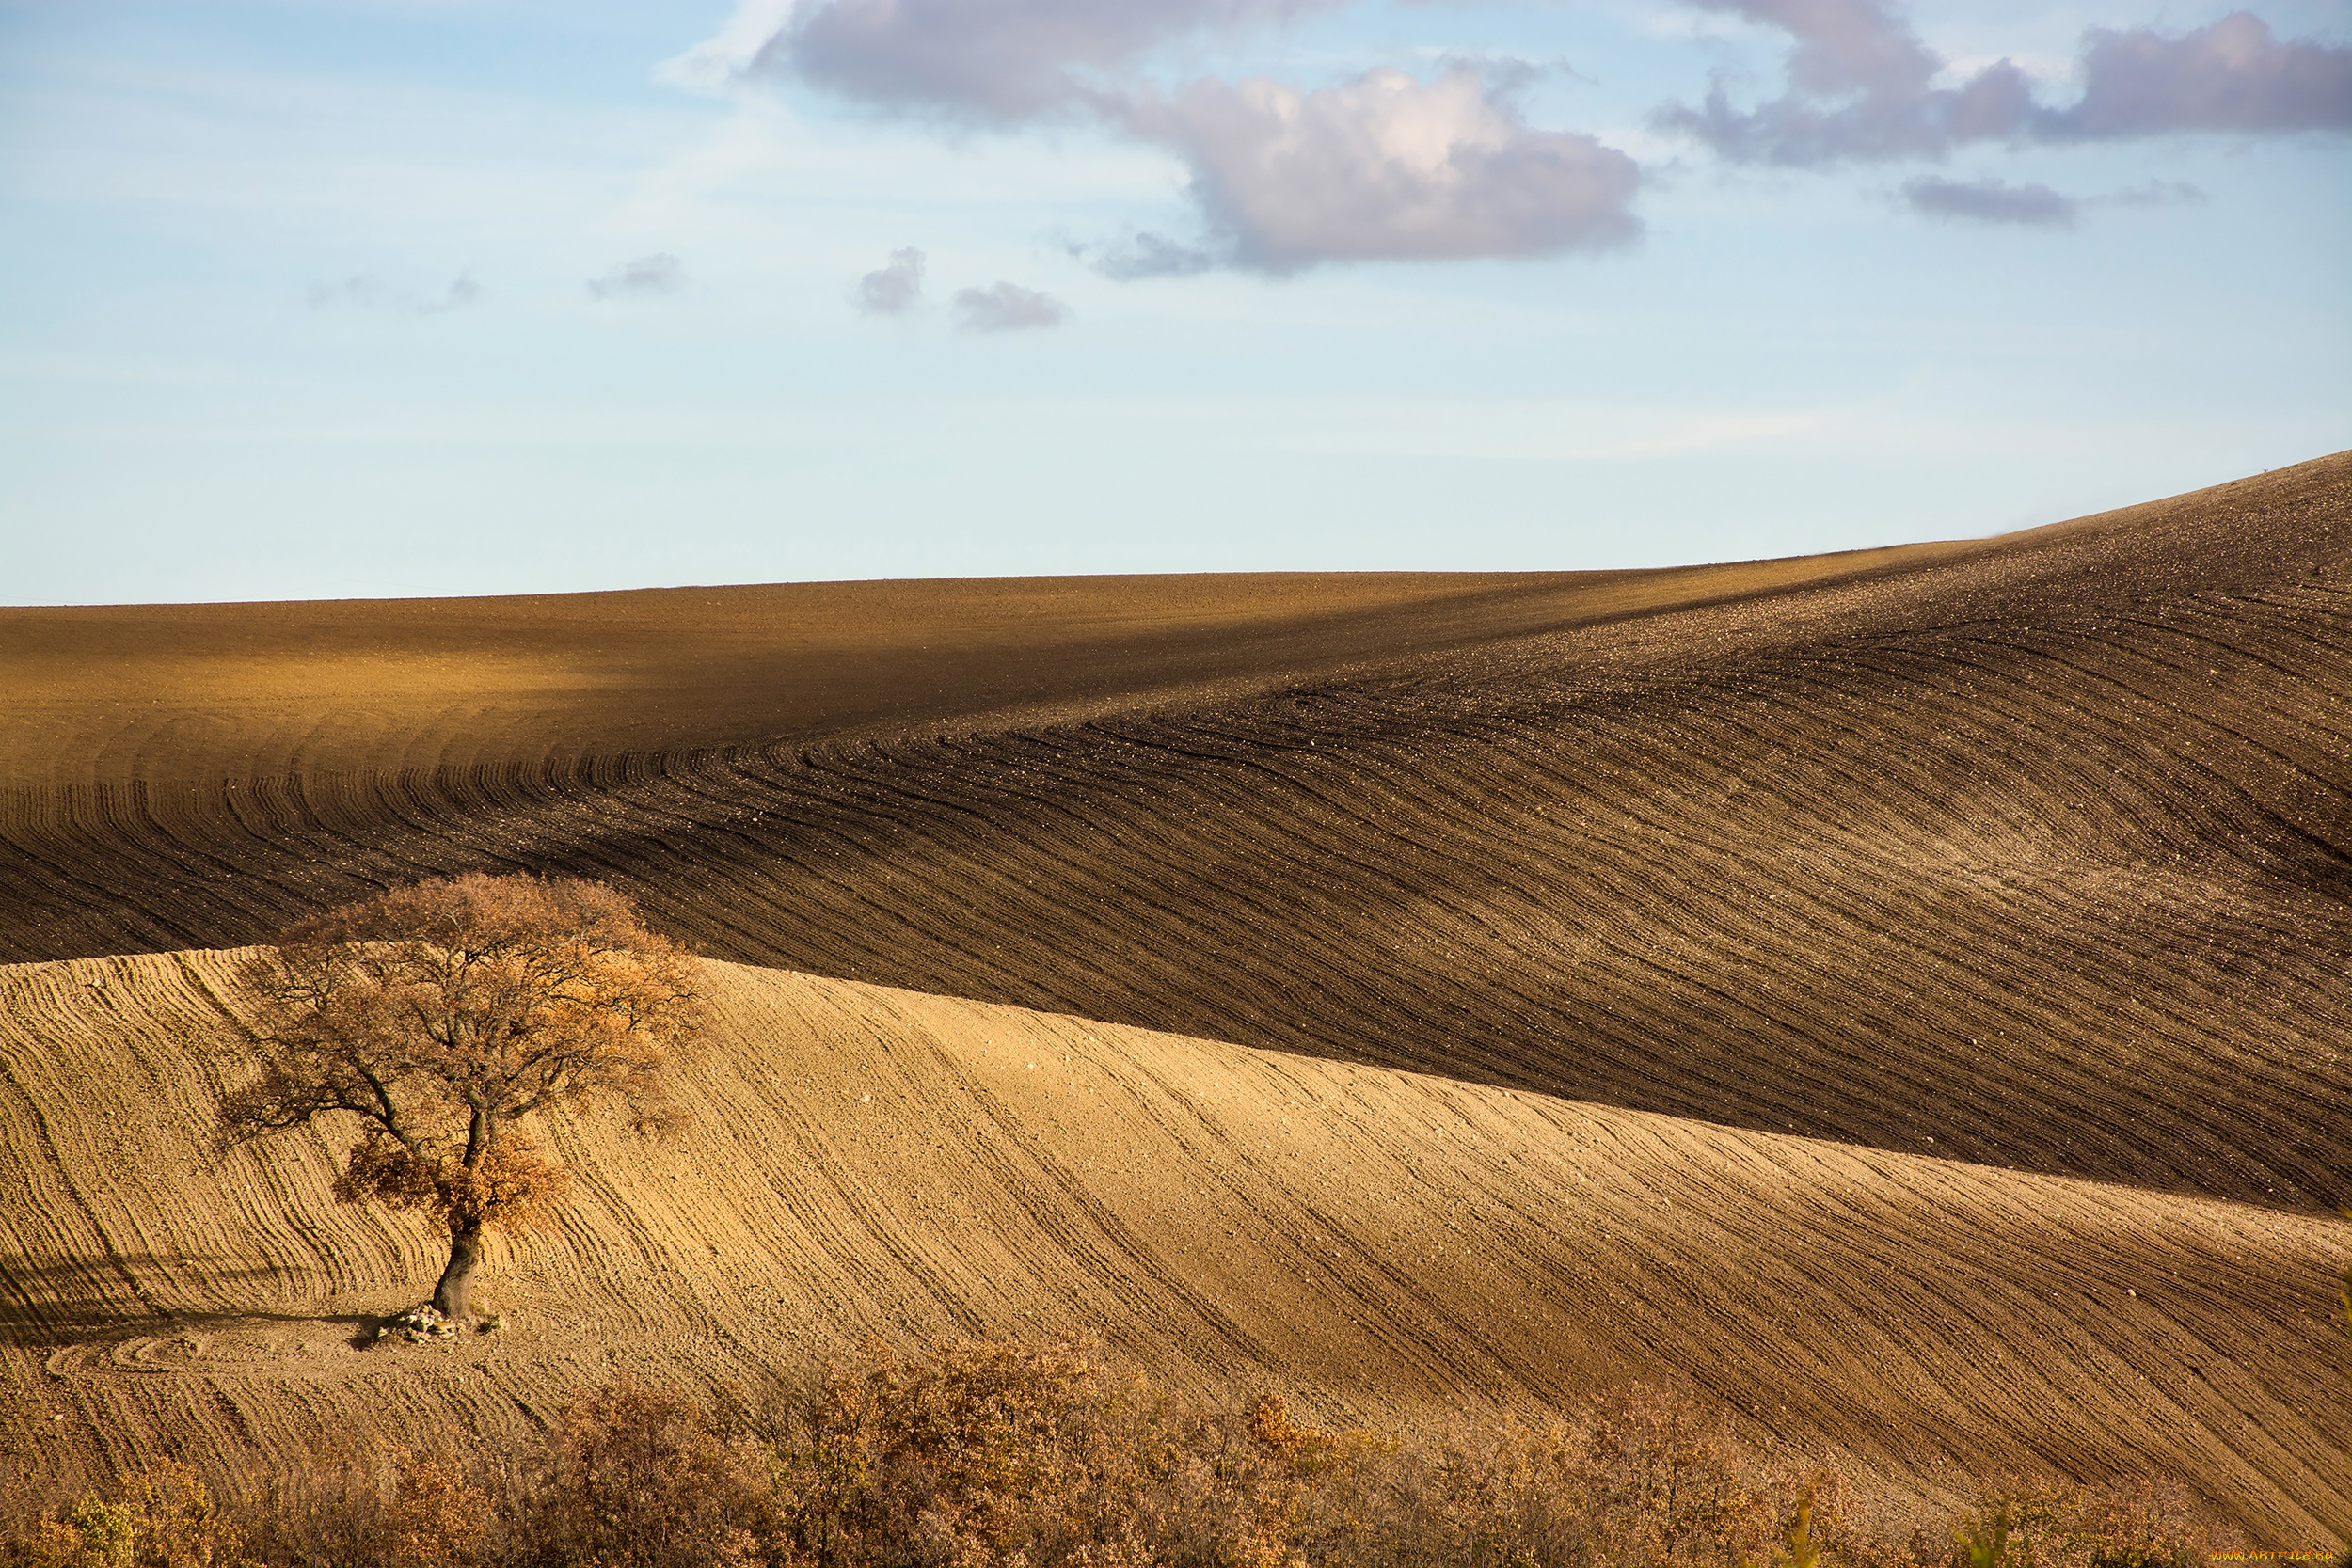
left=1, top=0, right=2346, bottom=604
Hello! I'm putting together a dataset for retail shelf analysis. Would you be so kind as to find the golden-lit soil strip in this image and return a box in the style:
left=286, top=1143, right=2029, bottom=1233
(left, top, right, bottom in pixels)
left=1, top=950, right=2344, bottom=1542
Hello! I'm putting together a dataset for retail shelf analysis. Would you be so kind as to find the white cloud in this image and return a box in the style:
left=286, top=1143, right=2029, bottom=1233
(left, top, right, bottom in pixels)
left=1123, top=68, right=1641, bottom=271
left=309, top=271, right=483, bottom=314
left=656, top=0, right=803, bottom=96
left=698, top=0, right=1323, bottom=119
left=952, top=280, right=1069, bottom=330
left=588, top=253, right=686, bottom=299
left=1901, top=175, right=2075, bottom=226
left=855, top=247, right=927, bottom=314
left=661, top=1, right=1643, bottom=273
left=1660, top=1, right=2352, bottom=164
left=2054, top=12, right=2352, bottom=138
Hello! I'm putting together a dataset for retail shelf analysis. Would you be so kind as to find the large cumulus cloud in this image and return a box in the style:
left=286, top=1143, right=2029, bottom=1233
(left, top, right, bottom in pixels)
left=736, top=0, right=1322, bottom=119
left=1661, top=4, right=2352, bottom=165
left=672, top=0, right=1640, bottom=269
left=1122, top=68, right=1641, bottom=272
left=669, top=0, right=2347, bottom=269
left=2056, top=12, right=2352, bottom=139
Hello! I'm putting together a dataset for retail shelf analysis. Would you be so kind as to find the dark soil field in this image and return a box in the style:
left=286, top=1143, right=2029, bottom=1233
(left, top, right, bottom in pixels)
left=2, top=453, right=2347, bottom=1541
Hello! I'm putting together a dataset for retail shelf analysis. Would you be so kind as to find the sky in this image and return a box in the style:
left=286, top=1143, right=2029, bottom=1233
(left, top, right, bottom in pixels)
left=0, top=0, right=2346, bottom=604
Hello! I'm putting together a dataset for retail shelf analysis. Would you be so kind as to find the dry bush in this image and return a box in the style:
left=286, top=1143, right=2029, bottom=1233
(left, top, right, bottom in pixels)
left=1936, top=1477, right=2240, bottom=1568
left=680, top=1358, right=2257, bottom=1568
left=0, top=1346, right=2260, bottom=1568
left=768, top=1344, right=1875, bottom=1568
left=1201, top=1390, right=1396, bottom=1565
left=1567, top=1384, right=1778, bottom=1566
left=1343, top=1387, right=1894, bottom=1568
left=205, top=1441, right=505, bottom=1568
left=522, top=1372, right=763, bottom=1568
left=4, top=1460, right=256, bottom=1568
left=375, top=1451, right=493, bottom=1568
left=767, top=1338, right=1400, bottom=1568
left=772, top=1338, right=1137, bottom=1564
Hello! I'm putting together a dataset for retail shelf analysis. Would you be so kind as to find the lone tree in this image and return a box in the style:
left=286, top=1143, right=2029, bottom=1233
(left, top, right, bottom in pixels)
left=222, top=873, right=703, bottom=1322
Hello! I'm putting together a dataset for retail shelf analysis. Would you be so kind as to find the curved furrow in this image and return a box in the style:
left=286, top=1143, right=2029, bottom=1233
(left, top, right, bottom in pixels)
left=1, top=463, right=2346, bottom=1218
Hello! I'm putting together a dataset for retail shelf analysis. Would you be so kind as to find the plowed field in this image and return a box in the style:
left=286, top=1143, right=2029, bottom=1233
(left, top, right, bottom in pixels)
left=5, top=459, right=2346, bottom=1207
left=3, top=952, right=2344, bottom=1538
left=1, top=454, right=2348, bottom=1538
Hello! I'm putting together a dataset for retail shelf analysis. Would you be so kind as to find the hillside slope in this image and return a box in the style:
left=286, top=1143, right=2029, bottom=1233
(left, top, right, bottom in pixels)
left=2, top=950, right=2344, bottom=1541
left=4, top=458, right=2345, bottom=1212
left=0, top=548, right=1981, bottom=794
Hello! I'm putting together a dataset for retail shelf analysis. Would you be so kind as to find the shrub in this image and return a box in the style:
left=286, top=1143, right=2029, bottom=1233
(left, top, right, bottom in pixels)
left=773, top=1338, right=1143, bottom=1565
left=1352, top=1388, right=1885, bottom=1568
left=524, top=1373, right=762, bottom=1568
left=763, top=1338, right=1407, bottom=1567
left=1936, top=1479, right=2233, bottom=1568
left=216, top=1442, right=501, bottom=1568
left=5, top=1461, right=254, bottom=1568
left=0, top=1346, right=2256, bottom=1568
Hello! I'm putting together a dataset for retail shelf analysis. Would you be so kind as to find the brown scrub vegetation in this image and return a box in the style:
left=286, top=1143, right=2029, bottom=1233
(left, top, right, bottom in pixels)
left=1, top=1344, right=2250, bottom=1568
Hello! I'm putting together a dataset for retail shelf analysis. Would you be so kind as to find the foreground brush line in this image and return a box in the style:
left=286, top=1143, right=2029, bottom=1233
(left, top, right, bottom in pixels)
left=4, top=1340, right=2259, bottom=1568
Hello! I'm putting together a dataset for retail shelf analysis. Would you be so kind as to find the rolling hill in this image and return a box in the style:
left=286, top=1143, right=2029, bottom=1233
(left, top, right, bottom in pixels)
left=3, top=457, right=2345, bottom=1209
left=1, top=453, right=2348, bottom=1541
left=1, top=950, right=2344, bottom=1539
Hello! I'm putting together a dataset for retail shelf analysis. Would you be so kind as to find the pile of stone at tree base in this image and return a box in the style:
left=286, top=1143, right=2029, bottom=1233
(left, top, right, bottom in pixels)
left=374, top=1305, right=504, bottom=1345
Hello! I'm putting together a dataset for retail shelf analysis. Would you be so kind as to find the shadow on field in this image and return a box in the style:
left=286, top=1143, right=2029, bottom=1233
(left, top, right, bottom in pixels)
left=0, top=1255, right=383, bottom=1351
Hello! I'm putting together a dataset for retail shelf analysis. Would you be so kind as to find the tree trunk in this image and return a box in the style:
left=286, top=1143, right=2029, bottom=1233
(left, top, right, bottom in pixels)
left=432, top=1219, right=485, bottom=1321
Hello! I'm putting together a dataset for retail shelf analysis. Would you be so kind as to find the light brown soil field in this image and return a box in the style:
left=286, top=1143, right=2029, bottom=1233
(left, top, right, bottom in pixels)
left=0, top=549, right=1982, bottom=793
left=3, top=457, right=2346, bottom=1211
left=2, top=950, right=2344, bottom=1540
left=1, top=456, right=2348, bottom=1541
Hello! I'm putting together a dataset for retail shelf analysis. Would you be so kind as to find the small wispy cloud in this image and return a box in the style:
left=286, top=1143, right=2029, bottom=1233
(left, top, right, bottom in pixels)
left=2102, top=179, right=2206, bottom=209
left=952, top=281, right=1068, bottom=332
left=588, top=253, right=685, bottom=301
left=657, top=0, right=800, bottom=95
left=1899, top=172, right=2209, bottom=228
left=855, top=247, right=928, bottom=316
left=308, top=272, right=483, bottom=315
left=1901, top=175, right=2076, bottom=227
left=1063, top=231, right=1222, bottom=280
